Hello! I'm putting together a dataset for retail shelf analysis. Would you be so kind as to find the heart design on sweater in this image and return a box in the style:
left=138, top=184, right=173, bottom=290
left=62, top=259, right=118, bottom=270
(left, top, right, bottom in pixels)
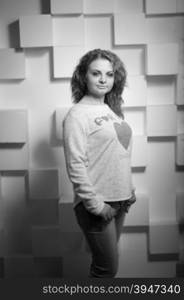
left=113, top=122, right=132, bottom=149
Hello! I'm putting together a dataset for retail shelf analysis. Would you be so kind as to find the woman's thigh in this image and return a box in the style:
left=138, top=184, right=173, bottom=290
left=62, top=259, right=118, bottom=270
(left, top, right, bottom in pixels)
left=74, top=202, right=119, bottom=263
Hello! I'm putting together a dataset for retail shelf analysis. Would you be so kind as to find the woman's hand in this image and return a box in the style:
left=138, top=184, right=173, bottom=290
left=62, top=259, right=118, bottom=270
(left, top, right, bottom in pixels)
left=99, top=203, right=116, bottom=221
left=124, top=190, right=136, bottom=212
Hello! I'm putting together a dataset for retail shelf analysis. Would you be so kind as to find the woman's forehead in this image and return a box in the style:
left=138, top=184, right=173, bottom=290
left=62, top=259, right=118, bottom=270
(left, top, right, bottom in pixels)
left=88, top=58, right=113, bottom=70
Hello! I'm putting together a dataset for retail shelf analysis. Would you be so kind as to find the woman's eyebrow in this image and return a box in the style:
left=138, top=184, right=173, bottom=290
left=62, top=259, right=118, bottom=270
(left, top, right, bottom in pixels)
left=90, top=68, right=114, bottom=72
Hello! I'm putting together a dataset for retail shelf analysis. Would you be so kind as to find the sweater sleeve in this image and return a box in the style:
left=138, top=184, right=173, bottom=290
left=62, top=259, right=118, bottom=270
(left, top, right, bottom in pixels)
left=63, top=113, right=105, bottom=215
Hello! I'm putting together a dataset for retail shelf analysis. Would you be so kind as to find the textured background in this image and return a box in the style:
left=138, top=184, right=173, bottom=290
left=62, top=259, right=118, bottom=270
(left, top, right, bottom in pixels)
left=0, top=0, right=184, bottom=278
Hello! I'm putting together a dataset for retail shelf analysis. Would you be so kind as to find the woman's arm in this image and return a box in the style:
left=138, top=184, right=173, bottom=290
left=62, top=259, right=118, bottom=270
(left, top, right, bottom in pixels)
left=63, top=113, right=106, bottom=215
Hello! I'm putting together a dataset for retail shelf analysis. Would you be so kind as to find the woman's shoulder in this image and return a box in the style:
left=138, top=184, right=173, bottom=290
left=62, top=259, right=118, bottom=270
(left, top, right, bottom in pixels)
left=64, top=103, right=88, bottom=122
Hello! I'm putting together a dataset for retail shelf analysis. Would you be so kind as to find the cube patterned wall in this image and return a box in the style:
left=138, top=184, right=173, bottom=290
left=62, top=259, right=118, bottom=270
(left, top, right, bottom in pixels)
left=0, top=0, right=184, bottom=278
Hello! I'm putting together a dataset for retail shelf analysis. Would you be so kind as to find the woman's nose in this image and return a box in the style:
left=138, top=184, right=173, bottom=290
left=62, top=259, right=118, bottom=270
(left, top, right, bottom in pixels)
left=99, top=76, right=106, bottom=83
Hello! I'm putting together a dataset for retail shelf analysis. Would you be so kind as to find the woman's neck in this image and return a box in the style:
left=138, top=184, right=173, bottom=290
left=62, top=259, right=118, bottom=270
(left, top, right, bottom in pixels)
left=80, top=95, right=105, bottom=105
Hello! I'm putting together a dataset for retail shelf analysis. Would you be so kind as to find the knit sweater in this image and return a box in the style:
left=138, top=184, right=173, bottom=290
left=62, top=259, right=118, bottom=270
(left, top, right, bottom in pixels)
left=63, top=103, right=134, bottom=215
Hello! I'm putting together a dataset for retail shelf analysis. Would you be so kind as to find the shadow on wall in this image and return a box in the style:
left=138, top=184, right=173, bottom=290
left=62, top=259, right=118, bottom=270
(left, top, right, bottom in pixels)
left=8, top=20, right=20, bottom=49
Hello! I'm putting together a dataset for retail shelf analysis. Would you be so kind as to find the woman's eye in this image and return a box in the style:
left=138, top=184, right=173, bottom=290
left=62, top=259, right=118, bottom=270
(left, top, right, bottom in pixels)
left=92, top=72, right=99, bottom=76
left=107, top=72, right=114, bottom=77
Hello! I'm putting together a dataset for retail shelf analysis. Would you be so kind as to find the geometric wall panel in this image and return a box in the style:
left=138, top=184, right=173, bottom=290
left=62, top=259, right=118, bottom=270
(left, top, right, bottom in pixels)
left=124, top=108, right=146, bottom=136
left=62, top=253, right=90, bottom=277
left=177, top=75, right=184, bottom=105
left=147, top=105, right=177, bottom=137
left=176, top=134, right=184, bottom=166
left=0, top=49, right=25, bottom=80
left=4, top=227, right=32, bottom=256
left=177, top=0, right=184, bottom=12
left=83, top=0, right=114, bottom=14
left=114, top=0, right=143, bottom=13
left=32, top=226, right=61, bottom=257
left=55, top=107, right=72, bottom=141
left=176, top=192, right=184, bottom=224
left=84, top=17, right=111, bottom=50
left=146, top=43, right=179, bottom=75
left=118, top=233, right=176, bottom=277
left=146, top=17, right=180, bottom=44
left=145, top=0, right=177, bottom=15
left=147, top=76, right=175, bottom=106
left=1, top=174, right=32, bottom=256
left=28, top=169, right=60, bottom=200
left=19, top=15, right=52, bottom=47
left=59, top=232, right=83, bottom=254
left=0, top=110, right=28, bottom=143
left=0, top=187, right=3, bottom=230
left=2, top=175, right=28, bottom=230
left=149, top=223, right=179, bottom=255
left=124, top=76, right=147, bottom=107
left=0, top=144, right=28, bottom=171
left=4, top=256, right=34, bottom=278
left=53, top=46, right=84, bottom=78
left=177, top=109, right=184, bottom=134
left=30, top=198, right=59, bottom=226
left=51, top=0, right=83, bottom=14
left=147, top=141, right=176, bottom=224
left=0, top=0, right=183, bottom=279
left=52, top=16, right=84, bottom=46
left=132, top=136, right=147, bottom=167
left=113, top=47, right=145, bottom=75
left=34, top=257, right=63, bottom=278
left=114, top=13, right=146, bottom=45
left=0, top=230, right=4, bottom=257
left=124, top=194, right=149, bottom=227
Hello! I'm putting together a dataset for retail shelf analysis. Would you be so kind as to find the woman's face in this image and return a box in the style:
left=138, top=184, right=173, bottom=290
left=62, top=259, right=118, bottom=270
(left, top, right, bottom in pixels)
left=86, top=58, right=114, bottom=99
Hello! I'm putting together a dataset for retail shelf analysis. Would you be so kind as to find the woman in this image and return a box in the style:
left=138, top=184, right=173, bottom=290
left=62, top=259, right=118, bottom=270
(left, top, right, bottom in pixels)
left=63, top=49, right=136, bottom=278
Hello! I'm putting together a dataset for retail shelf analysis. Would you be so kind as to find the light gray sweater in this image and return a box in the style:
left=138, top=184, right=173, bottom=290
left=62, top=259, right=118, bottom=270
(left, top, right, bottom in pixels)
left=63, top=103, right=134, bottom=215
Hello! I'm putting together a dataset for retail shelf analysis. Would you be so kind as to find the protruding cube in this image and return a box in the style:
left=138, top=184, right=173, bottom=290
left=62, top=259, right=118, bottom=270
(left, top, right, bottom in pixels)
left=176, top=75, right=184, bottom=105
left=132, top=136, right=147, bottom=167
left=114, top=13, right=146, bottom=45
left=147, top=105, right=177, bottom=137
left=4, top=256, right=34, bottom=278
left=0, top=144, right=28, bottom=171
left=176, top=192, right=184, bottom=224
left=30, top=198, right=59, bottom=225
left=53, top=46, right=84, bottom=78
left=83, top=0, right=114, bottom=14
left=29, top=169, right=60, bottom=199
left=19, top=15, right=52, bottom=47
left=124, top=108, right=146, bottom=136
left=149, top=222, right=179, bottom=255
left=114, top=0, right=143, bottom=13
left=124, top=76, right=147, bottom=107
left=176, top=134, right=184, bottom=166
left=53, top=16, right=84, bottom=46
left=32, top=226, right=61, bottom=257
left=177, top=0, right=184, bottom=12
left=51, top=0, right=83, bottom=14
left=145, top=0, right=177, bottom=14
left=0, top=110, right=27, bottom=143
left=146, top=43, right=179, bottom=75
left=34, top=257, right=63, bottom=278
left=0, top=49, right=25, bottom=79
left=84, top=17, right=111, bottom=50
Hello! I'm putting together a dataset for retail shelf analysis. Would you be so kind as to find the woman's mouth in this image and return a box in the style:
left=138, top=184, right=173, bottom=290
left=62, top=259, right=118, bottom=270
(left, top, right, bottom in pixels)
left=97, top=85, right=107, bottom=89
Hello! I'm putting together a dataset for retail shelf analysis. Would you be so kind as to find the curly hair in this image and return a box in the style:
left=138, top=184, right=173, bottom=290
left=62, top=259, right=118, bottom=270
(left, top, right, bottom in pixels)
left=71, top=49, right=127, bottom=118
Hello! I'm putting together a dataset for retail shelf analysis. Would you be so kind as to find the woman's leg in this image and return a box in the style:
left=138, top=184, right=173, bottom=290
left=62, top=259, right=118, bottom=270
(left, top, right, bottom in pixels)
left=114, top=201, right=127, bottom=242
left=74, top=202, right=119, bottom=278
